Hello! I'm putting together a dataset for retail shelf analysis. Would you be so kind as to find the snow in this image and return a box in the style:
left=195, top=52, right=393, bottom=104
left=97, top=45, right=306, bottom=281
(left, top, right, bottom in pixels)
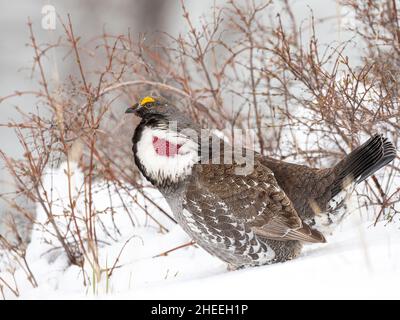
left=1, top=162, right=400, bottom=300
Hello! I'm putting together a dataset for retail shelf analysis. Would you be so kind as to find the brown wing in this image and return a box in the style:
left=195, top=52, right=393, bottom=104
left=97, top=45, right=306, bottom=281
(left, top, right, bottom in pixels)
left=189, top=159, right=325, bottom=243
left=259, top=155, right=335, bottom=221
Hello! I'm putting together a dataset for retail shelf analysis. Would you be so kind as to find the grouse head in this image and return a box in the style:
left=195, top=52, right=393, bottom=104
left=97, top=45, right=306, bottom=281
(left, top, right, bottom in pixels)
left=125, top=96, right=200, bottom=189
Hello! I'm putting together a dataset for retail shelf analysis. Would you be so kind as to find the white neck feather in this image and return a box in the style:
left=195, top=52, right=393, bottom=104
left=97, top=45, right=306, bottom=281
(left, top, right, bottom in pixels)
left=136, top=127, right=199, bottom=184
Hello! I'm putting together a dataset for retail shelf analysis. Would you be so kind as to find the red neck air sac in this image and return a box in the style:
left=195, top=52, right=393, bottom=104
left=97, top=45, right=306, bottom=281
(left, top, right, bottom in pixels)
left=152, top=136, right=182, bottom=157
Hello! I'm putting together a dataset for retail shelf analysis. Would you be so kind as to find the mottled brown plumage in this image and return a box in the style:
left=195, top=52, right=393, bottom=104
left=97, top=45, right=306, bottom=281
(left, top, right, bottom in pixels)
left=187, top=161, right=325, bottom=243
left=260, top=158, right=334, bottom=223
left=126, top=96, right=397, bottom=268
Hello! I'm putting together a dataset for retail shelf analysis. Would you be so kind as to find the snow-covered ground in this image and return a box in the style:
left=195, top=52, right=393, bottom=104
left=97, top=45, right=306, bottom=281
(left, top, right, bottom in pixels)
left=0, top=162, right=399, bottom=300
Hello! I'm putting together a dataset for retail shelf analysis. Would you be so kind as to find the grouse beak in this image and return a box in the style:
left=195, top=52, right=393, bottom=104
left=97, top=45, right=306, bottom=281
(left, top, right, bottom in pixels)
left=125, top=103, right=139, bottom=114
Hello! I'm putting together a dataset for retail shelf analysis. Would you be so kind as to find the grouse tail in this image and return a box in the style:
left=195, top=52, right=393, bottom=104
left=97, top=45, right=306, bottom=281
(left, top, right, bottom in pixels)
left=331, top=134, right=396, bottom=198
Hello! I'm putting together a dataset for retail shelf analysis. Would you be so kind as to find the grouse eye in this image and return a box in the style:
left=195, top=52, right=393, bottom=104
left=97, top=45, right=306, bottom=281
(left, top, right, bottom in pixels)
left=139, top=96, right=156, bottom=109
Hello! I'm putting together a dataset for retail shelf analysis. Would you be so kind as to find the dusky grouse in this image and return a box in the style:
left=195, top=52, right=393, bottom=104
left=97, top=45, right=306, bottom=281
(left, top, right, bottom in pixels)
left=126, top=96, right=397, bottom=268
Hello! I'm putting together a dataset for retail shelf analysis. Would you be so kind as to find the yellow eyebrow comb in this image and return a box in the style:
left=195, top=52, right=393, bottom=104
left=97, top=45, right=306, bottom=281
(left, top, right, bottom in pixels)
left=140, top=96, right=156, bottom=106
